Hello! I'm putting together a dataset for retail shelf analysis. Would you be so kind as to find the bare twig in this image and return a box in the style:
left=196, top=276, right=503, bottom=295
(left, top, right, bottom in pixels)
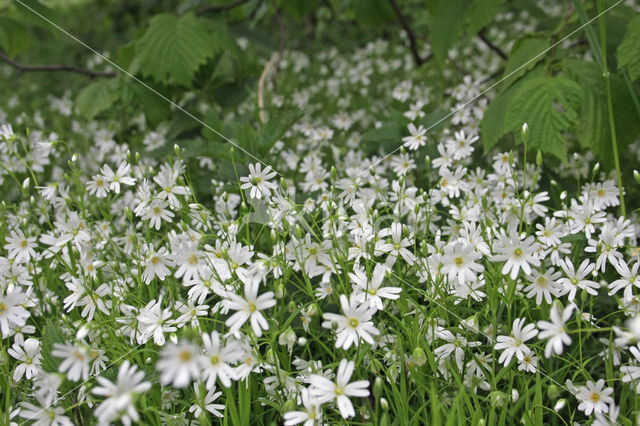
left=0, top=51, right=116, bottom=78
left=387, top=0, right=426, bottom=67
left=258, top=52, right=280, bottom=123
left=478, top=29, right=507, bottom=60
left=196, top=0, right=249, bottom=15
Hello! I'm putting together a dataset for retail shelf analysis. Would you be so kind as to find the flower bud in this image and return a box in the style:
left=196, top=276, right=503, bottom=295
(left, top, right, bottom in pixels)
left=373, top=376, right=383, bottom=400
left=280, top=177, right=288, bottom=192
left=331, top=166, right=337, bottom=182
left=265, top=348, right=277, bottom=364
left=278, top=327, right=296, bottom=350
left=592, top=162, right=600, bottom=176
left=22, top=177, right=30, bottom=190
left=536, top=150, right=542, bottom=167
left=380, top=397, right=389, bottom=412
left=553, top=399, right=566, bottom=411
left=521, top=122, right=529, bottom=142
left=547, top=384, right=560, bottom=400
left=412, top=347, right=427, bottom=367
left=297, top=337, right=307, bottom=346
left=489, top=391, right=505, bottom=408
left=281, top=399, right=295, bottom=414
left=174, top=144, right=180, bottom=155
left=634, top=170, right=640, bottom=185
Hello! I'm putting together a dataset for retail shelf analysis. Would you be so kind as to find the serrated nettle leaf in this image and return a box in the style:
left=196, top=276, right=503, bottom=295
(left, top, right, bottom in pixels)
left=563, top=58, right=640, bottom=169
left=135, top=13, right=215, bottom=87
left=481, top=66, right=545, bottom=153
left=506, top=77, right=582, bottom=162
left=75, top=79, right=119, bottom=119
left=617, top=15, right=640, bottom=82
left=0, top=16, right=33, bottom=56
left=430, top=0, right=468, bottom=65
left=464, top=0, right=506, bottom=36
left=500, top=34, right=550, bottom=92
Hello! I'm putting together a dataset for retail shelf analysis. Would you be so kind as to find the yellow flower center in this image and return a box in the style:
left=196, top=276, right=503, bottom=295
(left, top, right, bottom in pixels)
left=210, top=355, right=220, bottom=365
left=179, top=349, right=192, bottom=362
left=513, top=248, right=523, bottom=258
left=590, top=392, right=600, bottom=403
left=454, top=257, right=464, bottom=266
left=0, top=303, right=7, bottom=314
left=248, top=302, right=257, bottom=313
left=348, top=318, right=359, bottom=328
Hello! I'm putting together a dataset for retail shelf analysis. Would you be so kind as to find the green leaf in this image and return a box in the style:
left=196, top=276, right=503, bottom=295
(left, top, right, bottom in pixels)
left=430, top=0, right=468, bottom=64
left=75, top=79, right=119, bottom=119
left=346, top=0, right=394, bottom=28
left=277, top=0, right=320, bottom=19
left=361, top=122, right=403, bottom=156
left=617, top=15, right=640, bottom=81
left=564, top=58, right=640, bottom=168
left=40, top=321, right=67, bottom=373
left=464, top=0, right=505, bottom=36
left=130, top=83, right=171, bottom=125
left=500, top=34, right=550, bottom=91
left=481, top=66, right=545, bottom=153
left=255, top=108, right=308, bottom=157
left=506, top=76, right=582, bottom=162
left=0, top=16, right=32, bottom=56
left=135, top=13, right=214, bottom=87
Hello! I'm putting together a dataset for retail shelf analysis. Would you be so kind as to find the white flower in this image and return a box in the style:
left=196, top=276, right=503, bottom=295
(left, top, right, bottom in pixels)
left=240, top=163, right=278, bottom=199
left=223, top=279, right=276, bottom=337
left=620, top=346, right=640, bottom=394
left=402, top=123, right=427, bottom=150
left=524, top=268, right=562, bottom=305
left=349, top=264, right=402, bottom=310
left=51, top=342, right=91, bottom=382
left=92, top=360, right=151, bottom=425
left=492, top=229, right=540, bottom=280
left=576, top=379, right=614, bottom=416
left=440, top=240, right=484, bottom=285
left=322, top=294, right=380, bottom=350
left=199, top=331, right=241, bottom=389
left=0, top=287, right=30, bottom=337
left=157, top=342, right=201, bottom=388
left=537, top=304, right=573, bottom=358
left=20, top=395, right=74, bottom=426
left=494, top=318, right=538, bottom=366
left=309, top=359, right=369, bottom=419
left=557, top=258, right=600, bottom=301
left=101, top=162, right=135, bottom=194
left=189, top=384, right=225, bottom=418
left=283, top=388, right=322, bottom=426
left=8, top=337, right=42, bottom=381
left=4, top=229, right=37, bottom=263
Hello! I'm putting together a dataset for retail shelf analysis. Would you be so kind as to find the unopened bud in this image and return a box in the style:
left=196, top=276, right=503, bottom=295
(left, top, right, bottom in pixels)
left=489, top=391, right=505, bottom=408
left=276, top=283, right=285, bottom=299
left=412, top=347, right=427, bottom=367
left=536, top=150, right=542, bottom=167
left=280, top=177, right=288, bottom=192
left=297, top=337, right=307, bottom=346
left=634, top=170, right=640, bottom=185
left=281, top=399, right=295, bottom=414
left=553, top=399, right=566, bottom=411
left=592, top=162, right=600, bottom=176
left=174, top=144, right=180, bottom=155
left=547, top=384, right=560, bottom=400
left=560, top=191, right=567, bottom=201
left=380, top=397, right=389, bottom=412
left=521, top=122, right=529, bottom=142
left=22, top=177, right=30, bottom=190
left=331, top=166, right=337, bottom=182
left=373, top=376, right=383, bottom=400
left=265, top=348, right=277, bottom=364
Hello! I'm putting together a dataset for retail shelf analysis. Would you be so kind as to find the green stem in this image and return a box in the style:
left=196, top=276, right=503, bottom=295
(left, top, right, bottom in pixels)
left=599, top=0, right=626, bottom=217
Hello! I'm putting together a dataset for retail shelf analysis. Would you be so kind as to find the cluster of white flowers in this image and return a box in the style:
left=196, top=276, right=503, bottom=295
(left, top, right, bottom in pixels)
left=2, top=7, right=640, bottom=424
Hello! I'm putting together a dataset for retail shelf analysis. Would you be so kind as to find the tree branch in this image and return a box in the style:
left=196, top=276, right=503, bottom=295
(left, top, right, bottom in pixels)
left=195, top=0, right=249, bottom=15
left=478, top=29, right=507, bottom=60
left=387, top=0, right=426, bottom=67
left=0, top=51, right=116, bottom=78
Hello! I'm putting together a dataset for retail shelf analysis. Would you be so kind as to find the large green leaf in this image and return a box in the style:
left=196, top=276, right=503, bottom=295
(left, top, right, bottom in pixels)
left=617, top=15, right=640, bottom=81
left=505, top=77, right=582, bottom=162
left=430, top=0, right=467, bottom=64
left=75, top=79, right=119, bottom=119
left=564, top=58, right=640, bottom=168
left=464, top=0, right=506, bottom=36
left=135, top=13, right=214, bottom=87
left=500, top=34, right=550, bottom=92
left=0, top=16, right=32, bottom=56
left=481, top=66, right=545, bottom=153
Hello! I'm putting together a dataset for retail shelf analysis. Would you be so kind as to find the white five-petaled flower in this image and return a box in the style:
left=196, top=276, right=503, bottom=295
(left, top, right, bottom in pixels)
left=402, top=123, right=427, bottom=150
left=537, top=304, right=573, bottom=358
left=92, top=360, right=151, bottom=426
left=492, top=229, right=540, bottom=280
left=223, top=279, right=276, bottom=337
left=349, top=263, right=402, bottom=310
left=441, top=240, right=484, bottom=285
left=240, top=163, right=278, bottom=199
left=322, top=293, right=380, bottom=350
left=576, top=379, right=614, bottom=416
left=557, top=258, right=600, bottom=301
left=494, top=317, right=538, bottom=366
left=309, top=359, right=370, bottom=419
left=157, top=342, right=201, bottom=388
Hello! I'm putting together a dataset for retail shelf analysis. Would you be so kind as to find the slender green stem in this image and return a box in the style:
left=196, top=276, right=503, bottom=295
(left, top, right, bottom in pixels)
left=598, top=0, right=626, bottom=217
